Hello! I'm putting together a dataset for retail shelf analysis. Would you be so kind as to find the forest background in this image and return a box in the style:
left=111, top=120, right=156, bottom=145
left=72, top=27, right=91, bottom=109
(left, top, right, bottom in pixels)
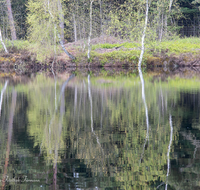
left=0, top=0, right=200, bottom=63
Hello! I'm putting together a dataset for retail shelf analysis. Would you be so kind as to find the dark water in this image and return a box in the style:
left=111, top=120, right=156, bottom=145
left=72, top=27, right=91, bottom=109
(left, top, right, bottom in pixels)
left=0, top=70, right=200, bottom=190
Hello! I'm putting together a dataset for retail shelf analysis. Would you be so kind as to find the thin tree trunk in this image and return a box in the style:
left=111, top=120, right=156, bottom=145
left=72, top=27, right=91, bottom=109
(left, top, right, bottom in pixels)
left=169, top=0, right=173, bottom=12
left=57, top=0, right=64, bottom=42
left=0, top=28, right=8, bottom=53
left=88, top=0, right=94, bottom=60
left=1, top=90, right=17, bottom=190
left=160, top=13, right=164, bottom=42
left=138, top=0, right=149, bottom=68
left=73, top=13, right=77, bottom=42
left=6, top=0, right=17, bottom=40
left=165, top=14, right=168, bottom=36
left=99, top=0, right=102, bottom=35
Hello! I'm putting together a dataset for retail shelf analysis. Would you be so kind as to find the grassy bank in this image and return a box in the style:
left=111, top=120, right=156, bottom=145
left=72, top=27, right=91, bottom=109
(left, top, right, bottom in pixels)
left=1, top=37, right=200, bottom=67
left=75, top=37, right=200, bottom=67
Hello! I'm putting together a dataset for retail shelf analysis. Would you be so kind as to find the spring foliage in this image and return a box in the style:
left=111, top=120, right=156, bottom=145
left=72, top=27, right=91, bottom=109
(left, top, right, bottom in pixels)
left=27, top=0, right=67, bottom=61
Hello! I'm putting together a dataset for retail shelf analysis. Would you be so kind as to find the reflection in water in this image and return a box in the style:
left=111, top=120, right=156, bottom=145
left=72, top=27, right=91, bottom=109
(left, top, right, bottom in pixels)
left=165, top=114, right=173, bottom=190
left=1, top=72, right=200, bottom=189
left=138, top=67, right=150, bottom=163
left=2, top=90, right=17, bottom=190
left=0, top=80, right=8, bottom=116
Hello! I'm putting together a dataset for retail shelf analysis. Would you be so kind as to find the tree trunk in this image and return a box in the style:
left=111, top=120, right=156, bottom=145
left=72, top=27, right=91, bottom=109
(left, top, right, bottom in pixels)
left=57, top=0, right=64, bottom=42
left=138, top=0, right=149, bottom=68
left=88, top=0, right=94, bottom=60
left=99, top=0, right=102, bottom=35
left=169, top=0, right=173, bottom=12
left=159, top=13, right=164, bottom=42
left=0, top=28, right=9, bottom=53
left=6, top=0, right=17, bottom=40
left=73, top=13, right=77, bottom=42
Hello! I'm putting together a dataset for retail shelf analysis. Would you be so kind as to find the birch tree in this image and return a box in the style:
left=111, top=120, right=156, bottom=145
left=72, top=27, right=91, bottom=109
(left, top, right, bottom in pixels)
left=27, top=0, right=75, bottom=61
left=138, top=0, right=149, bottom=68
left=0, top=27, right=8, bottom=53
left=87, top=0, right=94, bottom=59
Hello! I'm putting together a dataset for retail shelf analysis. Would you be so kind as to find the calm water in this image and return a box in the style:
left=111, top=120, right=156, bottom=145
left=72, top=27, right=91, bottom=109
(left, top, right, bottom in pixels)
left=0, top=69, right=200, bottom=190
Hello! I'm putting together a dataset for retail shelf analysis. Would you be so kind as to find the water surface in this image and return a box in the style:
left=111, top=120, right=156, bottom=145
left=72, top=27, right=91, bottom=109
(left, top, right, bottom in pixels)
left=0, top=69, right=200, bottom=190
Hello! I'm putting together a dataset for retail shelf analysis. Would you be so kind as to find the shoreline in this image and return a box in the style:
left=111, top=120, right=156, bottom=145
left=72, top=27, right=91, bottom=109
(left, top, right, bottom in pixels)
left=0, top=50, right=200, bottom=69
left=1, top=37, right=200, bottom=68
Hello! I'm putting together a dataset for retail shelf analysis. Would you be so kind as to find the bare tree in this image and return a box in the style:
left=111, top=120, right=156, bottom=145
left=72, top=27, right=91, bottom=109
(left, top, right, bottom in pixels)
left=6, top=0, right=17, bottom=40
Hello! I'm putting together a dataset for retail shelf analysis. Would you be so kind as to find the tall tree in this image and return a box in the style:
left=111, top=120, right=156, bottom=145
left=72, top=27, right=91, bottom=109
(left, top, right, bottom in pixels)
left=6, top=0, right=17, bottom=40
left=88, top=0, right=94, bottom=59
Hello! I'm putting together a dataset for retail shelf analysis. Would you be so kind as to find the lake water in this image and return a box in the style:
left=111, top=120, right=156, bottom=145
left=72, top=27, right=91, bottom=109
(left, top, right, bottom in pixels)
left=0, top=68, right=200, bottom=190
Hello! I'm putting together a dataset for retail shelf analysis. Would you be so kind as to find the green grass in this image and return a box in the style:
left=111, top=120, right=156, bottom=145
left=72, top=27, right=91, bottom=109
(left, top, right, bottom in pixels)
left=0, top=40, right=30, bottom=52
left=90, top=49, right=141, bottom=65
left=149, top=37, right=200, bottom=55
left=92, top=37, right=200, bottom=56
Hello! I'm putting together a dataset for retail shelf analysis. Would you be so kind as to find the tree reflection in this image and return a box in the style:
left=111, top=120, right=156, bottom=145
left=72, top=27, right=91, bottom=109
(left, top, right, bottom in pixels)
left=3, top=73, right=200, bottom=189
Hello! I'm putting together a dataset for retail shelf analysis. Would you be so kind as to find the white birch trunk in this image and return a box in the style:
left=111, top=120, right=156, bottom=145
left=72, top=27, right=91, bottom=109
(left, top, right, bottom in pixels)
left=138, top=0, right=149, bottom=68
left=88, top=0, right=94, bottom=59
left=0, top=28, right=8, bottom=53
left=169, top=0, right=173, bottom=12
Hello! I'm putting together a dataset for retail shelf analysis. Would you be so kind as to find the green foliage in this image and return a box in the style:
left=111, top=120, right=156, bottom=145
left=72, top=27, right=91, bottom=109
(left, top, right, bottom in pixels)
left=0, top=40, right=30, bottom=51
left=26, top=0, right=66, bottom=61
